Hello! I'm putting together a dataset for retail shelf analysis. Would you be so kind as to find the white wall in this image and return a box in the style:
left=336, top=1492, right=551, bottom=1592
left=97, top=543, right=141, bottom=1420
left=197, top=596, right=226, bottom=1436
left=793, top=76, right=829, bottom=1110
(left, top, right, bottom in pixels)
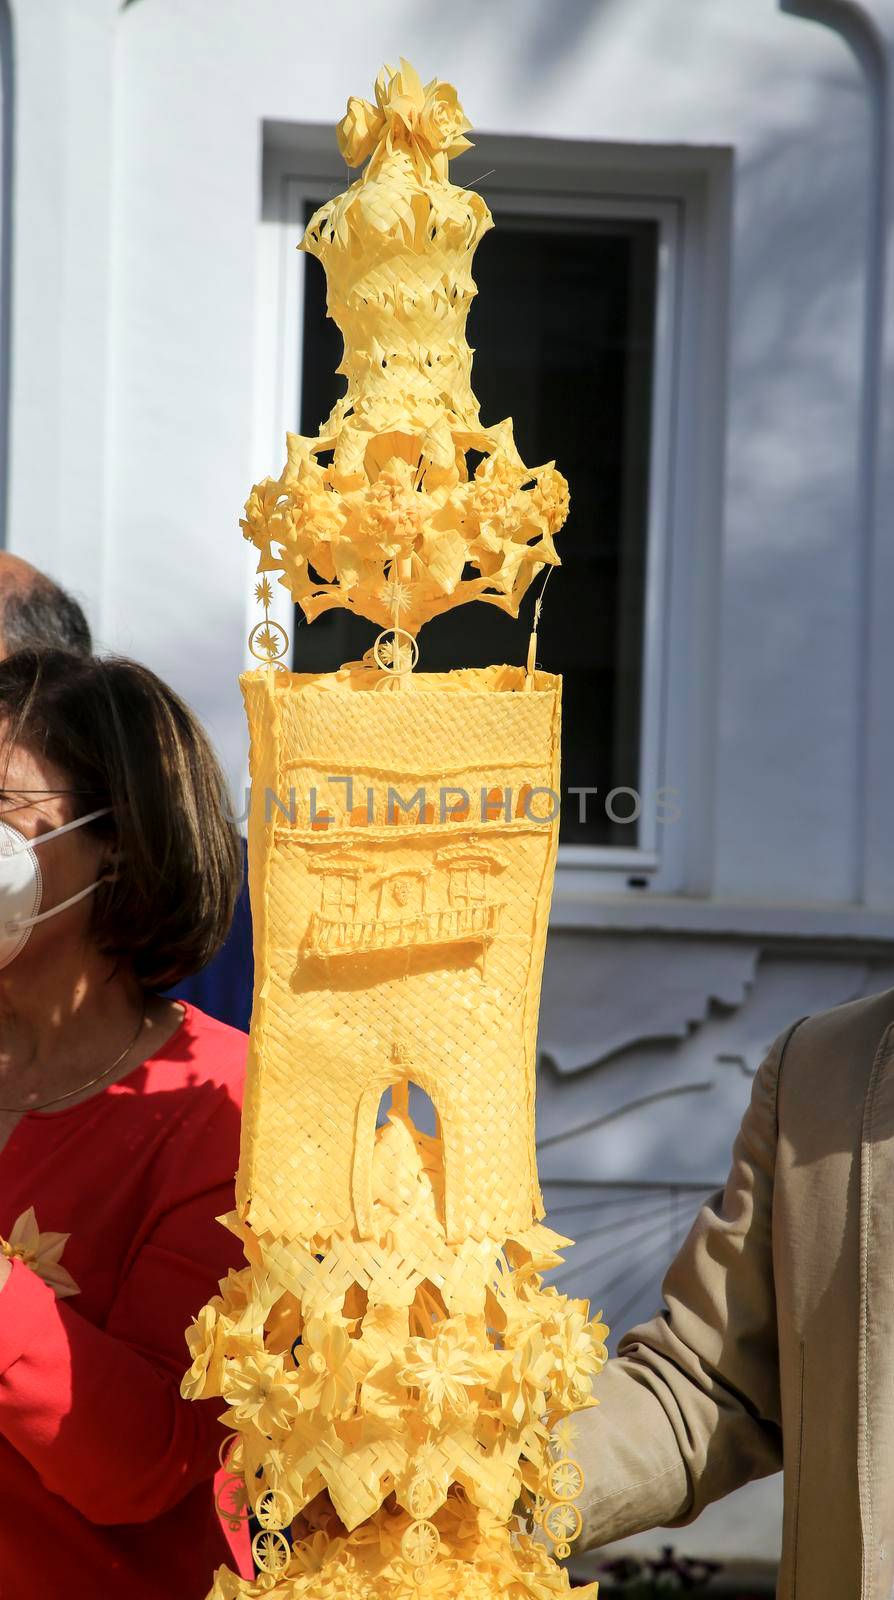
left=6, top=0, right=893, bottom=905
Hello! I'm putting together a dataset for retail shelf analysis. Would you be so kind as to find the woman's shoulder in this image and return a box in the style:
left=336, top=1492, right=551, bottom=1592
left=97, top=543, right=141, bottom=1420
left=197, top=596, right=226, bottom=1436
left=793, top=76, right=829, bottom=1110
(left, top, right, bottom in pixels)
left=140, top=1000, right=247, bottom=1111
left=129, top=1004, right=248, bottom=1198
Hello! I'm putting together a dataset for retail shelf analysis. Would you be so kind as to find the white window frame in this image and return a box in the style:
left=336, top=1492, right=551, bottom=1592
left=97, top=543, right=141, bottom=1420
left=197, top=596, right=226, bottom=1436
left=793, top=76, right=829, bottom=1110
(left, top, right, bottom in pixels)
left=254, top=131, right=729, bottom=903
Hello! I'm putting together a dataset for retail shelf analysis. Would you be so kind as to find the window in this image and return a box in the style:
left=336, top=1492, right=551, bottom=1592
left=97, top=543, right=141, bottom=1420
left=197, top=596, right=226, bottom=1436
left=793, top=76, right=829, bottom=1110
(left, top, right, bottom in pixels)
left=447, top=863, right=487, bottom=910
left=296, top=203, right=662, bottom=852
left=257, top=130, right=721, bottom=893
left=320, top=872, right=359, bottom=918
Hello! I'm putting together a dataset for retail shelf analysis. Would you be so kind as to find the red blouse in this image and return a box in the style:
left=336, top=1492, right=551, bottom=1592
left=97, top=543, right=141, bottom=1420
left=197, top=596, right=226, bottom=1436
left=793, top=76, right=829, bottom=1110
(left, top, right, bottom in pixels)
left=0, top=1002, right=252, bottom=1598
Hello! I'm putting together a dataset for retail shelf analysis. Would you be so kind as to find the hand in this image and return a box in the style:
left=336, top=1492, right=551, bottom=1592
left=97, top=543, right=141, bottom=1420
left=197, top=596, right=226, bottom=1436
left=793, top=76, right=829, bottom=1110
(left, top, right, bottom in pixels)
left=291, top=1489, right=346, bottom=1543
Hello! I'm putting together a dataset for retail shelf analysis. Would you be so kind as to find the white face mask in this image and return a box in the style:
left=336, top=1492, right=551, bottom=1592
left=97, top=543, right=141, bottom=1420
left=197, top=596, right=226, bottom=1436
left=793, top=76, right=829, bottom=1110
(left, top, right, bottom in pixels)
left=0, top=807, right=112, bottom=970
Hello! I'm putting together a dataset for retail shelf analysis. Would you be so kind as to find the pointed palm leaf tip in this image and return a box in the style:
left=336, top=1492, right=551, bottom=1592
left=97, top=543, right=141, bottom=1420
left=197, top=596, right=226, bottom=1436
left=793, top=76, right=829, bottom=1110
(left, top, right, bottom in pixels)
left=240, top=60, right=568, bottom=637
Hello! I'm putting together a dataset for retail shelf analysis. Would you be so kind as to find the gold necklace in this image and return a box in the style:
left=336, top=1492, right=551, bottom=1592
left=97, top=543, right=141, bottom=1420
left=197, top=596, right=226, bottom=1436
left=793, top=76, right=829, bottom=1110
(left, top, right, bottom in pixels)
left=0, top=1007, right=147, bottom=1114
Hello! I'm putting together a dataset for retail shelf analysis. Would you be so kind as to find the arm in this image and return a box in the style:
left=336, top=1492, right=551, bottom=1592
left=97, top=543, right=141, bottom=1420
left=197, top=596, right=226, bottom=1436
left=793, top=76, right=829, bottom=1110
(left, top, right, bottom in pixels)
left=576, top=1019, right=801, bottom=1548
left=0, top=1090, right=243, bottom=1525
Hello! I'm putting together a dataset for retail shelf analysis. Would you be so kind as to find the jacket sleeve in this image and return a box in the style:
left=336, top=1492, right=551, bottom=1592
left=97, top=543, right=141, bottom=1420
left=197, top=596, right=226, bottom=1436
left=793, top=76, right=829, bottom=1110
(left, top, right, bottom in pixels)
left=0, top=1087, right=244, bottom=1525
left=576, top=1018, right=801, bottom=1549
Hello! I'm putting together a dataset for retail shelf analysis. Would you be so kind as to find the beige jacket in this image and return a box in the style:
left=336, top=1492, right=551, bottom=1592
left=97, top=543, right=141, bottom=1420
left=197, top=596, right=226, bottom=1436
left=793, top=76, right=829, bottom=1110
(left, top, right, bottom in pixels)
left=576, top=986, right=894, bottom=1599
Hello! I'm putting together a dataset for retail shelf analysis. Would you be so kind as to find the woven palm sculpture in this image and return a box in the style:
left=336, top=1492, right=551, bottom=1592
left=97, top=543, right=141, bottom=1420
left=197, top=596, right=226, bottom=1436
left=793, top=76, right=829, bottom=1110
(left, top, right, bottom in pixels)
left=183, top=60, right=608, bottom=1600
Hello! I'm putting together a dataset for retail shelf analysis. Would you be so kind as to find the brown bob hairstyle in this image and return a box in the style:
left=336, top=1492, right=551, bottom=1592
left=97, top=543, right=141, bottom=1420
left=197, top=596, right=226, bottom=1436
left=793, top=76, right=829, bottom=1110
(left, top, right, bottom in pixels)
left=0, top=649, right=243, bottom=989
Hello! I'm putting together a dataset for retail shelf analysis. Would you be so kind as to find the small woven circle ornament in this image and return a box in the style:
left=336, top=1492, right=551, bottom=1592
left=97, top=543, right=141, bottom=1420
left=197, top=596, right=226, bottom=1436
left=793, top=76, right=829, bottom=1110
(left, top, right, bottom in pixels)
left=546, top=1458, right=585, bottom=1503
left=372, top=626, right=419, bottom=676
left=401, top=1518, right=440, bottom=1567
left=217, top=1432, right=241, bottom=1472
left=249, top=619, right=290, bottom=664
left=543, top=1501, right=583, bottom=1546
left=254, top=1487, right=295, bottom=1531
left=251, top=1528, right=291, bottom=1576
left=406, top=1473, right=442, bottom=1519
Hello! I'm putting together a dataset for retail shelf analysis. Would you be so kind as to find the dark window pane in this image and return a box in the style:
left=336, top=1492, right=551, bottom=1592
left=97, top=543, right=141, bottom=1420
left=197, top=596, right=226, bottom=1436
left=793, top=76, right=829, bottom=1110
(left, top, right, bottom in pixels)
left=296, top=205, right=657, bottom=848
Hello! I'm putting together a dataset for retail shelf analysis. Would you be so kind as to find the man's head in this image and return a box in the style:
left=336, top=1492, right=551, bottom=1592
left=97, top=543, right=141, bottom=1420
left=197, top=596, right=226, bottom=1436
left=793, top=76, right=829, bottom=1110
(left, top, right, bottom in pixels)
left=0, top=553, right=92, bottom=659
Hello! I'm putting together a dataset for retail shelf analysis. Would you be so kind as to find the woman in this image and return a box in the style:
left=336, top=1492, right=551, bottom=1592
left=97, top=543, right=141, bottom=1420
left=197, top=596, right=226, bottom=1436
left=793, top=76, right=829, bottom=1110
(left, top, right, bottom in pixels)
left=0, top=648, right=250, bottom=1598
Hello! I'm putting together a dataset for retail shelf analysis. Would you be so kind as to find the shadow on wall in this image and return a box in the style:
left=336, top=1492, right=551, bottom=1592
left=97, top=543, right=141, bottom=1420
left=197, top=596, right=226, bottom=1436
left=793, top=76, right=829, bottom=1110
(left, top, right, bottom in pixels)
left=410, top=0, right=625, bottom=95
left=706, top=29, right=874, bottom=885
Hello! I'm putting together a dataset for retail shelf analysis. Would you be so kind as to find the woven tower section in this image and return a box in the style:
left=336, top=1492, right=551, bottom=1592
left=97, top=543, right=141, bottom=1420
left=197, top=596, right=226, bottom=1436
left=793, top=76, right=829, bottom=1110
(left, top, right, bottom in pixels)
left=237, top=664, right=560, bottom=1248
left=183, top=62, right=607, bottom=1600
left=240, top=61, right=568, bottom=638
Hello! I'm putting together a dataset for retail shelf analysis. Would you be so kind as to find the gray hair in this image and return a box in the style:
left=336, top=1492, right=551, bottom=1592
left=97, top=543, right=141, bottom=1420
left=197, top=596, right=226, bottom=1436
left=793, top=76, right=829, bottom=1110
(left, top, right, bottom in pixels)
left=2, top=577, right=92, bottom=657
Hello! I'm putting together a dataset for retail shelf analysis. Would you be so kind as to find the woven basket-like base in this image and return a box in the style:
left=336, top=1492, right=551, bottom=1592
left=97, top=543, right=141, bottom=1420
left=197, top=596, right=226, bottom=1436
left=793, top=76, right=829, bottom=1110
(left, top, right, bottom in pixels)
left=186, top=1105, right=607, bottom=1598
left=206, top=1504, right=598, bottom=1598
